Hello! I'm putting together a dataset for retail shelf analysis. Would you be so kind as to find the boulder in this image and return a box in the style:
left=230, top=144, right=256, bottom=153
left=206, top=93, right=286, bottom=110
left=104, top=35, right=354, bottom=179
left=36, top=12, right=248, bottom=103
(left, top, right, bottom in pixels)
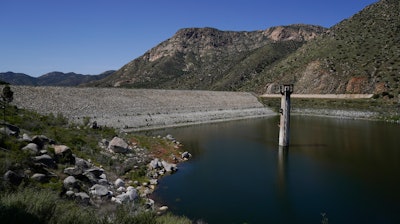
left=161, top=160, right=177, bottom=172
left=33, top=154, right=57, bottom=169
left=54, top=145, right=70, bottom=155
left=145, top=198, right=155, bottom=209
left=126, top=186, right=138, bottom=200
left=114, top=186, right=137, bottom=204
left=181, top=151, right=192, bottom=159
left=108, top=137, right=129, bottom=153
left=90, top=184, right=109, bottom=197
left=83, top=171, right=98, bottom=184
left=32, top=135, right=53, bottom=149
left=99, top=173, right=107, bottom=180
left=64, top=167, right=84, bottom=176
left=114, top=178, right=125, bottom=188
left=63, top=176, right=78, bottom=189
left=114, top=194, right=129, bottom=204
left=65, top=190, right=75, bottom=198
left=98, top=179, right=109, bottom=186
left=54, top=145, right=75, bottom=164
left=84, top=167, right=104, bottom=177
left=22, top=133, right=32, bottom=142
left=3, top=170, right=23, bottom=185
left=166, top=134, right=175, bottom=141
left=159, top=206, right=169, bottom=212
left=117, top=186, right=126, bottom=193
left=149, top=158, right=161, bottom=169
left=75, top=192, right=90, bottom=205
left=75, top=157, right=91, bottom=169
left=0, top=124, right=20, bottom=137
left=100, top=139, right=109, bottom=148
left=157, top=206, right=169, bottom=215
left=21, top=143, right=39, bottom=154
left=149, top=179, right=158, bottom=185
left=31, top=173, right=48, bottom=183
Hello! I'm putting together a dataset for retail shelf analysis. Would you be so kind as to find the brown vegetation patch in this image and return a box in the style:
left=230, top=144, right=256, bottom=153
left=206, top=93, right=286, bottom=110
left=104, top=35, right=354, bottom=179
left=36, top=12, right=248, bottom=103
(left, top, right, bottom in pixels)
left=374, top=82, right=387, bottom=94
left=346, top=76, right=369, bottom=93
left=129, top=136, right=182, bottom=163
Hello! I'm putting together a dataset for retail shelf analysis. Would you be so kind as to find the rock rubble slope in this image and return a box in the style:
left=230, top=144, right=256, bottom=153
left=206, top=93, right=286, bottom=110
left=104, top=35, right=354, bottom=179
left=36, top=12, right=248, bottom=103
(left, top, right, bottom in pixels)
left=12, top=86, right=274, bottom=131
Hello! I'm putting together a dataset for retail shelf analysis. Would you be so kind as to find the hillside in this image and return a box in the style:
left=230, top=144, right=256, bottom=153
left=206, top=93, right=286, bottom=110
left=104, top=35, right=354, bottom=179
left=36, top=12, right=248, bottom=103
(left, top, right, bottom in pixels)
left=90, top=0, right=398, bottom=98
left=37, top=71, right=114, bottom=86
left=89, top=25, right=325, bottom=90
left=241, top=0, right=399, bottom=96
left=0, top=72, right=37, bottom=85
left=0, top=71, right=114, bottom=86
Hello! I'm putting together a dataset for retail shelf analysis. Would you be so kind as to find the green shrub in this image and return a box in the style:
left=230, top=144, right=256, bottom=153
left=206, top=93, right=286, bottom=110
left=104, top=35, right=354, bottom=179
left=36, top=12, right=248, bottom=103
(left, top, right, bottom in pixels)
left=50, top=203, right=98, bottom=224
left=156, top=212, right=192, bottom=224
left=126, top=166, right=149, bottom=183
left=0, top=188, right=100, bottom=224
left=109, top=205, right=157, bottom=224
left=82, top=116, right=91, bottom=127
left=0, top=137, right=32, bottom=178
left=0, top=188, right=58, bottom=223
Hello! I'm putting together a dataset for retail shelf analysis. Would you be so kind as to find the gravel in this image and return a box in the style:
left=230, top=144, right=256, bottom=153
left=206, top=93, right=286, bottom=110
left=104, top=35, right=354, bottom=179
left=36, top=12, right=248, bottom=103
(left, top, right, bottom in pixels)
left=11, top=86, right=275, bottom=131
left=292, top=108, right=378, bottom=119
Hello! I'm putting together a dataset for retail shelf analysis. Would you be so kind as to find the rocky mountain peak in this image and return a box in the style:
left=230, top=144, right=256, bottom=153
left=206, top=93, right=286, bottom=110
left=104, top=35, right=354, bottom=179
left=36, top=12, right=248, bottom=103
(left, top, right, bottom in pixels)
left=144, top=24, right=325, bottom=62
left=92, top=24, right=327, bottom=89
left=262, top=24, right=325, bottom=41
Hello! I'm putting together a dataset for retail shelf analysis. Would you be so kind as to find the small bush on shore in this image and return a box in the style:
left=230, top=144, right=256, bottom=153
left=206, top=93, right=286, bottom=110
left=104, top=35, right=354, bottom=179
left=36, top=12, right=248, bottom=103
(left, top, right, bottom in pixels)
left=156, top=213, right=192, bottom=224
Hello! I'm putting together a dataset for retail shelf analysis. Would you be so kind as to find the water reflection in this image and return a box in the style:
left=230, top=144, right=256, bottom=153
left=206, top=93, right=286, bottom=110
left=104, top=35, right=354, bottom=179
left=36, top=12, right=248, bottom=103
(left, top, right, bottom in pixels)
left=277, top=146, right=288, bottom=195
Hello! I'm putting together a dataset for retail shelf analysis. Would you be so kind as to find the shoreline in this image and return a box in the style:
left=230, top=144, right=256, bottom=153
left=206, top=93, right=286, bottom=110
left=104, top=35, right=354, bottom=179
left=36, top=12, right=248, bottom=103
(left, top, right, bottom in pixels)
left=10, top=85, right=398, bottom=131
left=292, top=108, right=400, bottom=124
left=292, top=108, right=378, bottom=120
left=119, top=108, right=276, bottom=132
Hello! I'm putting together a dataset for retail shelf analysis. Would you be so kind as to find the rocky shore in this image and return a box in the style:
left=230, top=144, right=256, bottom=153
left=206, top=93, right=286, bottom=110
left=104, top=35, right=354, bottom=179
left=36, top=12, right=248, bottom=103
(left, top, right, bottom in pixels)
left=2, top=122, right=191, bottom=216
left=5, top=86, right=275, bottom=220
left=11, top=86, right=275, bottom=131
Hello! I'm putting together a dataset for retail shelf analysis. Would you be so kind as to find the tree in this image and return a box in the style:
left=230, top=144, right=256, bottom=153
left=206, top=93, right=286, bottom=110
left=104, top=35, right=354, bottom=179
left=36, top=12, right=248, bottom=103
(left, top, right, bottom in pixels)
left=2, top=85, right=14, bottom=103
left=1, top=85, right=14, bottom=125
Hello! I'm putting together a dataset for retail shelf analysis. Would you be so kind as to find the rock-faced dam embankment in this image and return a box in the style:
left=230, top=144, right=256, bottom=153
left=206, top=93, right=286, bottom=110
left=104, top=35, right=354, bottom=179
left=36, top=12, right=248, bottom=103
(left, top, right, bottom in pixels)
left=11, top=86, right=275, bottom=131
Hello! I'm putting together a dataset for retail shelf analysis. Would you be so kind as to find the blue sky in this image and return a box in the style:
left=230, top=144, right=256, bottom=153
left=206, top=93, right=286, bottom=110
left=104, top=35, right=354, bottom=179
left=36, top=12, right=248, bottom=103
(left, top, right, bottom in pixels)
left=0, top=0, right=378, bottom=77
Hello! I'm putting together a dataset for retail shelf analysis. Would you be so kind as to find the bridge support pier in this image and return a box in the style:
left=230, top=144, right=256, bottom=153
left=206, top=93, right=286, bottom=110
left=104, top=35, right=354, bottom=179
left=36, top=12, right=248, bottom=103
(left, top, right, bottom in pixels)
left=279, top=84, right=293, bottom=147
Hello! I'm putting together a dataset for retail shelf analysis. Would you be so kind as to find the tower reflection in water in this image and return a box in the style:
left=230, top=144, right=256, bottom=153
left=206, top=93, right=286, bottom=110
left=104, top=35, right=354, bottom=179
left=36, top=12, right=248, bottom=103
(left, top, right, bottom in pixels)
left=277, top=146, right=289, bottom=195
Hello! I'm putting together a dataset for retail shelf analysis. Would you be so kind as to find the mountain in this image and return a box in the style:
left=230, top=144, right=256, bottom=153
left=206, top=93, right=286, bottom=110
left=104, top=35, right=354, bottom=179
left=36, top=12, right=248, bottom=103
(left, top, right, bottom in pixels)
left=89, top=25, right=326, bottom=89
left=0, top=72, right=37, bottom=85
left=240, top=0, right=400, bottom=95
left=242, top=0, right=400, bottom=95
left=91, top=0, right=398, bottom=96
left=37, top=71, right=114, bottom=86
left=0, top=71, right=115, bottom=86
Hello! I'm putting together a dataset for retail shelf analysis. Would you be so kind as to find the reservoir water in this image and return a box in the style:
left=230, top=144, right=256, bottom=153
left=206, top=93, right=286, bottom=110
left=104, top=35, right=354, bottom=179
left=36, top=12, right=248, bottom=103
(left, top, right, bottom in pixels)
left=149, top=116, right=400, bottom=223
